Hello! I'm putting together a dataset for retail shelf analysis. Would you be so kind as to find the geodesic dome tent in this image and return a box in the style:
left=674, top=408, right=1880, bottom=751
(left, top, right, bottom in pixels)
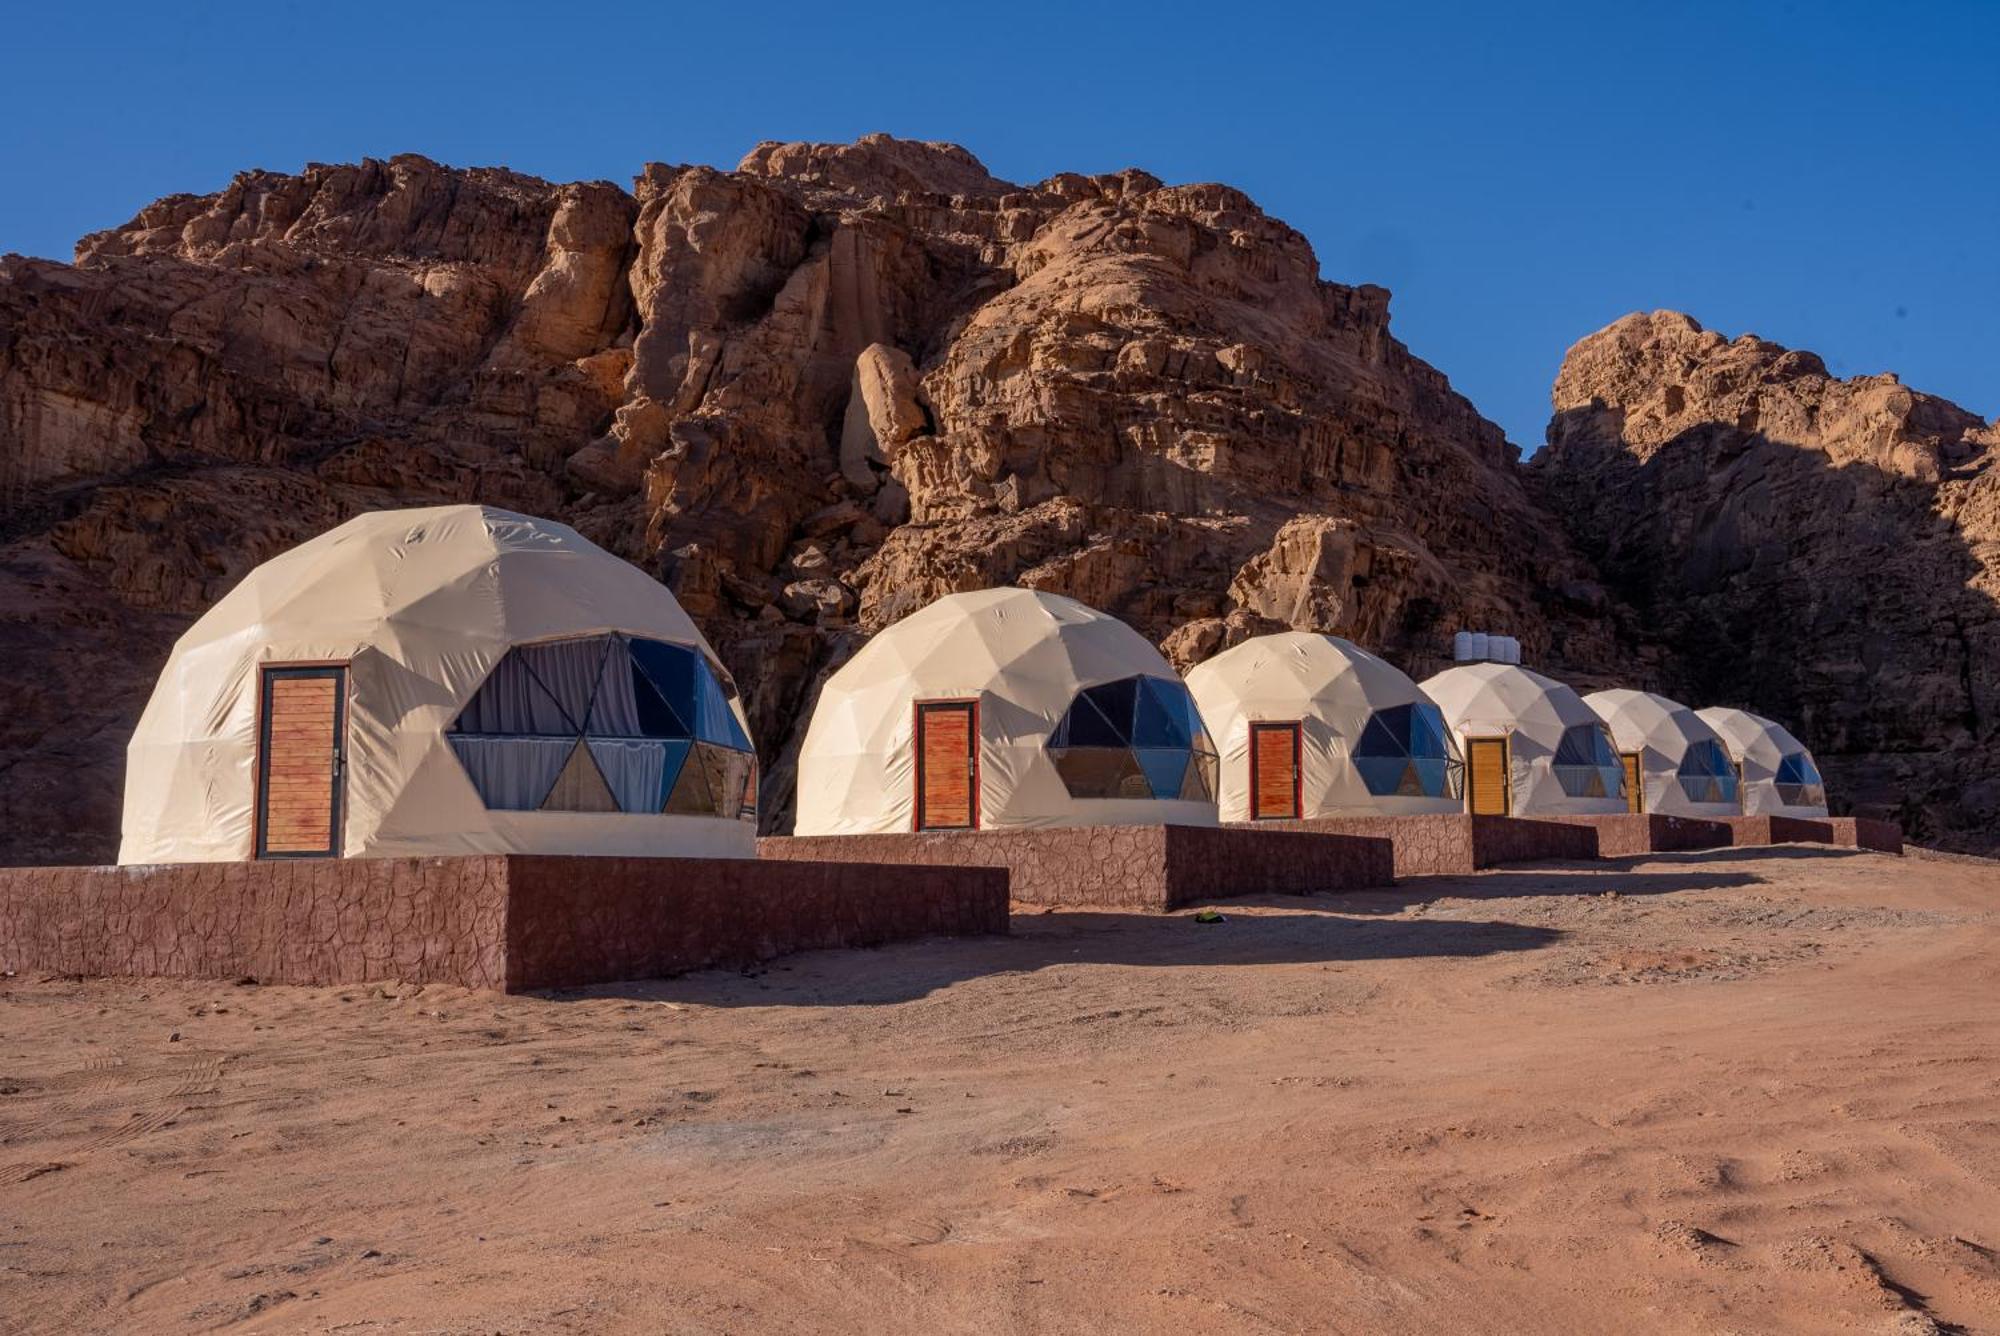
left=1583, top=689, right=1741, bottom=817
left=119, top=505, right=757, bottom=864
left=1695, top=707, right=1830, bottom=818
left=795, top=588, right=1219, bottom=834
left=1418, top=662, right=1627, bottom=816
left=1184, top=632, right=1463, bottom=821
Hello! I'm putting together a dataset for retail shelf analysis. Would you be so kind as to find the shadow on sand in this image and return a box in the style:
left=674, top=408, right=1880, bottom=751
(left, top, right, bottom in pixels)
left=547, top=908, right=1564, bottom=1008
left=541, top=848, right=1807, bottom=1008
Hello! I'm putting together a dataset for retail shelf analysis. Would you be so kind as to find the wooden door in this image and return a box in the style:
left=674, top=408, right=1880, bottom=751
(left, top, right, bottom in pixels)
left=914, top=700, right=978, bottom=830
left=1466, top=736, right=1509, bottom=816
left=1622, top=752, right=1644, bottom=813
left=257, top=665, right=347, bottom=858
left=1249, top=721, right=1302, bottom=820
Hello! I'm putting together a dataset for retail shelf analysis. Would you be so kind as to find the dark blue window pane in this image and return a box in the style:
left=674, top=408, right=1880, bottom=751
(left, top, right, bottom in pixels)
left=630, top=662, right=691, bottom=738
left=691, top=660, right=752, bottom=750
left=630, top=638, right=699, bottom=724
left=1409, top=703, right=1453, bottom=761
left=1131, top=677, right=1193, bottom=747
left=1053, top=690, right=1127, bottom=747
left=631, top=637, right=751, bottom=751
left=1080, top=678, right=1139, bottom=744
left=1133, top=748, right=1192, bottom=799
left=1355, top=754, right=1410, bottom=797
left=1555, top=723, right=1615, bottom=767
left=656, top=739, right=693, bottom=809
left=1356, top=706, right=1412, bottom=758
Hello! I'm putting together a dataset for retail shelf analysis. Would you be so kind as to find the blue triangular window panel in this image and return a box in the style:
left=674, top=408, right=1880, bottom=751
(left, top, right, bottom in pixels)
left=1133, top=747, right=1193, bottom=799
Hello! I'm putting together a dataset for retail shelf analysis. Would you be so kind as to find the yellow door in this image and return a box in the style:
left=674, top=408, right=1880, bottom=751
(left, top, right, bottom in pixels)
left=1466, top=737, right=1509, bottom=816
left=1622, top=752, right=1644, bottom=814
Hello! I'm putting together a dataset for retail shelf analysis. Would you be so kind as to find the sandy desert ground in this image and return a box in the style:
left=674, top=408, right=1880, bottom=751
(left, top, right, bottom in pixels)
left=2, top=845, right=1997, bottom=1334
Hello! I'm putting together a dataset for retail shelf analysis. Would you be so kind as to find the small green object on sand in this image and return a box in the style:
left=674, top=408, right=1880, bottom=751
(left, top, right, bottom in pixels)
left=1193, top=909, right=1226, bottom=924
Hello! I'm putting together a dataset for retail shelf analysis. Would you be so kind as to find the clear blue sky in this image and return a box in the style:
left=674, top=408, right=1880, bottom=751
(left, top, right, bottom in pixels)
left=4, top=0, right=1994, bottom=450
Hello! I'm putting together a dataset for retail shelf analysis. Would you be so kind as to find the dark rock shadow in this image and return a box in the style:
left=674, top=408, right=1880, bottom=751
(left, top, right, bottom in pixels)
left=1531, top=400, right=1999, bottom=854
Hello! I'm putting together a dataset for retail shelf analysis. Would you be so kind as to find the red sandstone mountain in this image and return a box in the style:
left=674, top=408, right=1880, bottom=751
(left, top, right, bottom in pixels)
left=1532, top=311, right=2000, bottom=851
left=0, top=136, right=1637, bottom=862
left=9, top=139, right=1990, bottom=863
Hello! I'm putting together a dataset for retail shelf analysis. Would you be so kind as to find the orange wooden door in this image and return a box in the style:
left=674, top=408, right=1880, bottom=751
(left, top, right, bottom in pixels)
left=1249, top=721, right=1302, bottom=820
left=915, top=701, right=977, bottom=830
left=1466, top=737, right=1509, bottom=816
left=257, top=666, right=347, bottom=858
left=1622, top=753, right=1644, bottom=813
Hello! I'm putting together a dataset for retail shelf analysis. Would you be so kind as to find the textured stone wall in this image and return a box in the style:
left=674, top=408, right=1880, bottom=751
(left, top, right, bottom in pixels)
left=1717, top=816, right=1902, bottom=855
left=502, top=855, right=1007, bottom=990
left=1825, top=817, right=1903, bottom=854
left=1466, top=816, right=1602, bottom=868
left=1545, top=815, right=1732, bottom=858
left=1723, top=816, right=1833, bottom=849
left=1238, top=814, right=1597, bottom=878
left=0, top=857, right=512, bottom=988
left=0, top=855, right=1008, bottom=991
left=761, top=824, right=1394, bottom=910
left=1157, top=826, right=1394, bottom=908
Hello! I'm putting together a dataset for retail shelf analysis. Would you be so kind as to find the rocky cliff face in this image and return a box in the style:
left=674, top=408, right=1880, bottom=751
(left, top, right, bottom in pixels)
left=1533, top=311, right=2000, bottom=850
left=0, top=135, right=1639, bottom=863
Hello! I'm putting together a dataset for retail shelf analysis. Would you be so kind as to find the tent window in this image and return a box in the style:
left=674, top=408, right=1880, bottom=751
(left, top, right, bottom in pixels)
left=1774, top=751, right=1826, bottom=808
left=1353, top=702, right=1465, bottom=799
left=1552, top=722, right=1625, bottom=801
left=449, top=633, right=755, bottom=818
left=1676, top=738, right=1740, bottom=806
left=1047, top=675, right=1218, bottom=801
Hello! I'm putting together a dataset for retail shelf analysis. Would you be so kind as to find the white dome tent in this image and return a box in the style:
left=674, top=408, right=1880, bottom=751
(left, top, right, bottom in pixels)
left=1184, top=632, right=1463, bottom=822
left=1695, top=707, right=1830, bottom=818
left=1418, top=662, right=1627, bottom=817
left=119, top=505, right=758, bottom=864
left=794, top=588, right=1219, bottom=835
left=1584, top=689, right=1742, bottom=817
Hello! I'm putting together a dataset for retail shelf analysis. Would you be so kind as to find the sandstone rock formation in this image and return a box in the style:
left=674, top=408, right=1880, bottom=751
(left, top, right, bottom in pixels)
left=1533, top=311, right=2000, bottom=849
left=4, top=135, right=1632, bottom=863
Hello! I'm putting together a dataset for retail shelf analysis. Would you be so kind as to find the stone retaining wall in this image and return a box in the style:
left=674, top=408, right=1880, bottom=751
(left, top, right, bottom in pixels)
left=1545, top=814, right=1733, bottom=858
left=0, top=855, right=1008, bottom=992
left=1235, top=815, right=1596, bottom=878
left=760, top=824, right=1394, bottom=910
left=1825, top=817, right=1903, bottom=854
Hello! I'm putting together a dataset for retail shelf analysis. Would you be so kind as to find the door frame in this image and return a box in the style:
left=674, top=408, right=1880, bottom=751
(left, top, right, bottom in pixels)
left=1621, top=751, right=1645, bottom=814
left=254, top=661, right=350, bottom=860
left=1247, top=719, right=1304, bottom=821
left=1464, top=733, right=1511, bottom=817
left=912, top=697, right=981, bottom=832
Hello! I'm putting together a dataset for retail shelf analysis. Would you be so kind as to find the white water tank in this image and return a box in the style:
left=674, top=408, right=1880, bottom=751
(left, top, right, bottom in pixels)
left=1453, top=630, right=1474, bottom=661
left=1468, top=631, right=1491, bottom=661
